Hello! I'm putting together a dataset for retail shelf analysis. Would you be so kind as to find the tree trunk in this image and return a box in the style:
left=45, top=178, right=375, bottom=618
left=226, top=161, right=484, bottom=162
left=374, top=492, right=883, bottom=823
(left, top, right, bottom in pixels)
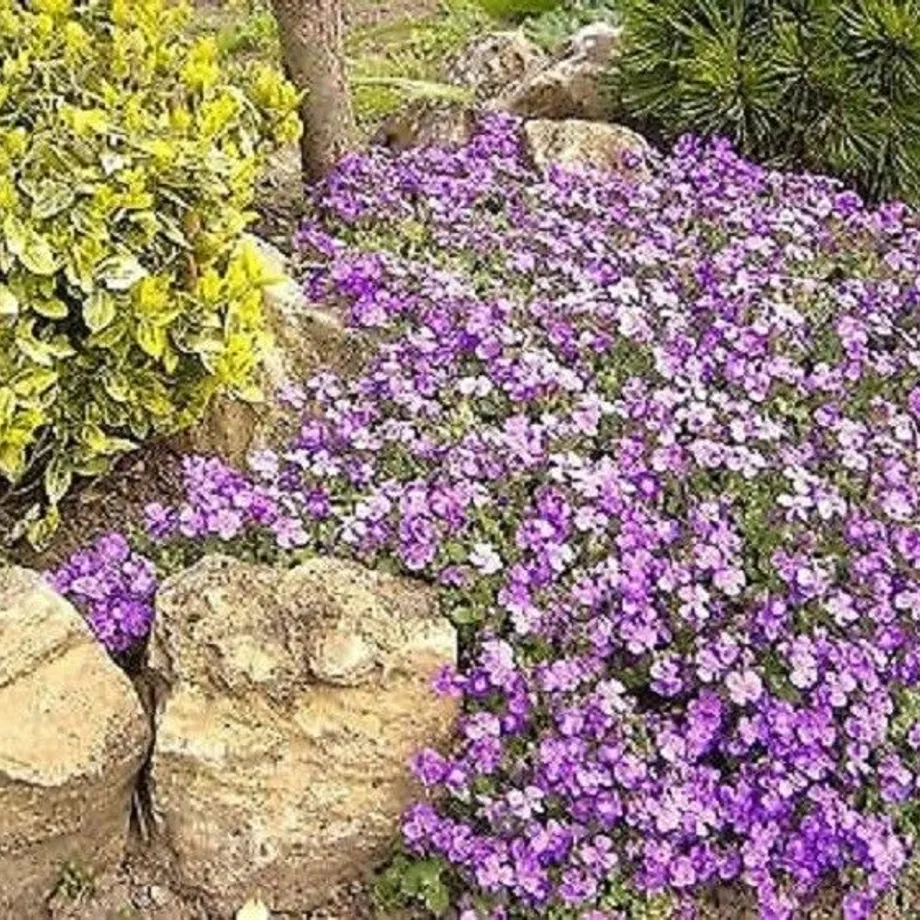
left=270, top=0, right=357, bottom=182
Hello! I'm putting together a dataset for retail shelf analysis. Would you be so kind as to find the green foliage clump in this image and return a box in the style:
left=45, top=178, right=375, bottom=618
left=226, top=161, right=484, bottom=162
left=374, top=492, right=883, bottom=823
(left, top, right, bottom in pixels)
left=376, top=855, right=451, bottom=916
left=524, top=0, right=620, bottom=49
left=610, top=0, right=920, bottom=204
left=0, top=0, right=299, bottom=543
left=474, top=0, right=560, bottom=17
left=212, top=1, right=278, bottom=59
left=54, top=861, right=95, bottom=902
left=348, top=0, right=487, bottom=125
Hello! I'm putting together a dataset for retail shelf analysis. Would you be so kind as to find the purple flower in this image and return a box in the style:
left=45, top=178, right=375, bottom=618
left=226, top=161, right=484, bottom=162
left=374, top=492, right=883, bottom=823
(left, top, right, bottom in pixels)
left=50, top=533, right=158, bottom=653
left=726, top=670, right=764, bottom=707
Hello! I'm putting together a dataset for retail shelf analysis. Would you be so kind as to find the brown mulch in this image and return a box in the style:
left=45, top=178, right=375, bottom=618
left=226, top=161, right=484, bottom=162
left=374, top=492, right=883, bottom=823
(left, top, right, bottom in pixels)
left=3, top=441, right=187, bottom=572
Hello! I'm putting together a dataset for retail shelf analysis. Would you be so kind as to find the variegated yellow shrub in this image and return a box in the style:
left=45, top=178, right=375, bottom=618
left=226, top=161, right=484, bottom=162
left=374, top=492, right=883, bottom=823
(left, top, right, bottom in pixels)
left=0, top=0, right=300, bottom=542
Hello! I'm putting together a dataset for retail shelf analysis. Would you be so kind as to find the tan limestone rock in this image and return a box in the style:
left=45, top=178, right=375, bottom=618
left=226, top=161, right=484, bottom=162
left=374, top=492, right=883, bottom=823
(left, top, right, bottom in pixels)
left=523, top=117, right=651, bottom=175
left=493, top=21, right=623, bottom=121
left=0, top=567, right=150, bottom=918
left=148, top=555, right=457, bottom=915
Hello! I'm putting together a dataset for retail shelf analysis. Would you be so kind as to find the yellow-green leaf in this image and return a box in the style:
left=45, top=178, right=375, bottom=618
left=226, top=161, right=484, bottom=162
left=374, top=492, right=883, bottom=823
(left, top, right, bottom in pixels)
left=0, top=441, right=25, bottom=480
left=101, top=254, right=146, bottom=291
left=43, top=455, right=73, bottom=504
left=20, top=233, right=58, bottom=275
left=0, top=284, right=18, bottom=317
left=83, top=291, right=117, bottom=332
left=0, top=387, right=14, bottom=427
left=26, top=504, right=61, bottom=549
left=12, top=367, right=58, bottom=397
left=103, top=373, right=131, bottom=402
left=2, top=213, right=26, bottom=256
left=136, top=320, right=166, bottom=359
left=32, top=297, right=69, bottom=320
left=30, top=182, right=76, bottom=220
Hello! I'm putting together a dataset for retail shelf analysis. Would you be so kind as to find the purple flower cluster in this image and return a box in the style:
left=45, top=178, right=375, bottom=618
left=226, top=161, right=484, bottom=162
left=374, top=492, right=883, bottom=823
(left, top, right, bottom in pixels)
left=49, top=533, right=157, bottom=654
left=285, top=117, right=920, bottom=918
left=143, top=455, right=303, bottom=546
left=69, top=115, right=920, bottom=916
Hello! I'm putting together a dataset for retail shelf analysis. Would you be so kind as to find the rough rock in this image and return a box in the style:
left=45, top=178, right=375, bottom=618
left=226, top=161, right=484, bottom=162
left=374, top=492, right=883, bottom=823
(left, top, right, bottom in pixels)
left=374, top=99, right=478, bottom=152
left=148, top=555, right=457, bottom=916
left=251, top=144, right=306, bottom=254
left=375, top=30, right=545, bottom=151
left=0, top=567, right=150, bottom=918
left=179, top=236, right=355, bottom=467
left=493, top=21, right=623, bottom=121
left=446, top=30, right=547, bottom=102
left=524, top=118, right=651, bottom=174
left=561, top=20, right=623, bottom=64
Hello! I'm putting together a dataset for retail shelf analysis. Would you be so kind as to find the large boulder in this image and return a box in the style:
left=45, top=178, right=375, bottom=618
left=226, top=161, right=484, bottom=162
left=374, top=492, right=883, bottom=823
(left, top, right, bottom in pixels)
left=148, top=555, right=457, bottom=915
left=0, top=567, right=150, bottom=918
left=524, top=118, right=651, bottom=175
left=493, top=21, right=623, bottom=121
left=179, top=236, right=356, bottom=467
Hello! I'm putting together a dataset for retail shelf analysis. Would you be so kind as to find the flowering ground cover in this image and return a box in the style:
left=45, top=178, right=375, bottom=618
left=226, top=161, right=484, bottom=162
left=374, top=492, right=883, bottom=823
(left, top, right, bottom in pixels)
left=51, top=116, right=920, bottom=918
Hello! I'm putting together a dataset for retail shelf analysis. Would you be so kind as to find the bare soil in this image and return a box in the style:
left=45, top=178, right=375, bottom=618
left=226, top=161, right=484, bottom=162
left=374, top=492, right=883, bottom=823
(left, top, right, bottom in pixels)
left=47, top=831, right=399, bottom=920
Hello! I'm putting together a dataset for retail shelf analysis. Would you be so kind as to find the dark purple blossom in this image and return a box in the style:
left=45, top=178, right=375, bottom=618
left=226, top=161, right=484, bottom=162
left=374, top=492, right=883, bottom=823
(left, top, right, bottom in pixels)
left=49, top=533, right=157, bottom=654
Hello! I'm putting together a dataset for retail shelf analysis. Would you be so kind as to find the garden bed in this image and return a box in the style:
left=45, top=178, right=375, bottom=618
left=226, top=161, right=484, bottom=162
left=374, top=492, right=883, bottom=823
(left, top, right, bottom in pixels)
left=44, top=114, right=920, bottom=918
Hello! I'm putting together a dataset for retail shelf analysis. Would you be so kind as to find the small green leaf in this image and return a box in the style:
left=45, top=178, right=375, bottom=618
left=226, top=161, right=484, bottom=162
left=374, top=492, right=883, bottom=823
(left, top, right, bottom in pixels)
left=43, top=455, right=73, bottom=504
left=100, top=435, right=136, bottom=455
left=12, top=367, right=58, bottom=397
left=450, top=603, right=485, bottom=625
left=31, top=182, right=76, bottom=220
left=424, top=882, right=449, bottom=916
left=103, top=373, right=131, bottom=403
left=0, top=387, right=14, bottom=427
left=2, top=213, right=26, bottom=256
left=136, top=320, right=166, bottom=359
left=83, top=291, right=117, bottom=332
left=26, top=504, right=61, bottom=548
left=162, top=347, right=179, bottom=374
left=15, top=329, right=55, bottom=367
left=20, top=233, right=58, bottom=275
left=0, top=284, right=18, bottom=317
left=73, top=456, right=111, bottom=477
left=0, top=440, right=25, bottom=480
left=101, top=254, right=147, bottom=291
left=32, top=297, right=69, bottom=320
left=89, top=323, right=128, bottom=349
